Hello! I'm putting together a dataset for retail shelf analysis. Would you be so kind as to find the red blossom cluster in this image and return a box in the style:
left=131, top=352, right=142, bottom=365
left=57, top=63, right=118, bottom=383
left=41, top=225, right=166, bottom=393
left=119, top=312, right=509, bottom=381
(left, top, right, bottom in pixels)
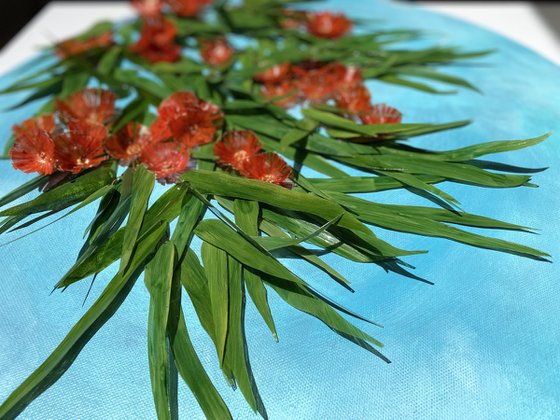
left=10, top=89, right=224, bottom=184
left=200, top=37, right=234, bottom=67
left=214, top=131, right=292, bottom=187
left=131, top=0, right=213, bottom=18
left=55, top=32, right=113, bottom=59
left=129, top=17, right=182, bottom=63
left=255, top=61, right=402, bottom=125
left=280, top=10, right=353, bottom=39
left=129, top=0, right=216, bottom=63
left=10, top=89, right=116, bottom=176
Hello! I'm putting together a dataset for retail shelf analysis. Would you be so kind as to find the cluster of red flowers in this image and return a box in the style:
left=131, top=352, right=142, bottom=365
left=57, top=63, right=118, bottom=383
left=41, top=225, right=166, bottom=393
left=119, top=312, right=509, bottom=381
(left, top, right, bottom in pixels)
left=55, top=32, right=113, bottom=59
left=129, top=17, right=182, bottom=63
left=213, top=131, right=292, bottom=187
left=11, top=89, right=116, bottom=176
left=255, top=62, right=403, bottom=125
left=281, top=10, right=353, bottom=39
left=199, top=37, right=234, bottom=67
left=10, top=89, right=221, bottom=183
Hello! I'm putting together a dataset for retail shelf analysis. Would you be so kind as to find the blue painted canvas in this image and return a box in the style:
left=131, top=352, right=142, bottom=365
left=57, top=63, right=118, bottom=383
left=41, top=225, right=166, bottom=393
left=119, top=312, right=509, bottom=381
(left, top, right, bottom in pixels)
left=0, top=1, right=559, bottom=418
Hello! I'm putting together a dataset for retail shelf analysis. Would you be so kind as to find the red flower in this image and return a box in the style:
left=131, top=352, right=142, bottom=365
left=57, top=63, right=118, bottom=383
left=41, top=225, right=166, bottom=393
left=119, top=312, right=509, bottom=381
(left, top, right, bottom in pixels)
left=254, top=63, right=292, bottom=84
left=361, top=104, right=403, bottom=125
left=139, top=141, right=190, bottom=183
left=200, top=38, right=234, bottom=67
left=151, top=92, right=223, bottom=145
left=56, top=89, right=117, bottom=126
left=168, top=108, right=220, bottom=147
left=165, top=0, right=212, bottom=17
left=261, top=81, right=299, bottom=107
left=10, top=125, right=56, bottom=175
left=240, top=152, right=292, bottom=186
left=335, top=84, right=373, bottom=116
left=13, top=115, right=57, bottom=138
left=131, top=0, right=163, bottom=18
left=307, top=12, right=352, bottom=39
left=158, top=91, right=222, bottom=117
left=214, top=131, right=262, bottom=169
left=104, top=123, right=151, bottom=165
left=332, top=64, right=363, bottom=88
left=298, top=74, right=335, bottom=103
left=55, top=32, right=113, bottom=59
left=129, top=18, right=181, bottom=63
left=54, top=121, right=108, bottom=174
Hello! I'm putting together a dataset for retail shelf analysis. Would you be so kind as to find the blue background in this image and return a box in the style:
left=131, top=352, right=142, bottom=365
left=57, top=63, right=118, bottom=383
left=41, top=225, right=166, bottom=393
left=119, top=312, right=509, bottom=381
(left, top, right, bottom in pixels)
left=1, top=1, right=559, bottom=418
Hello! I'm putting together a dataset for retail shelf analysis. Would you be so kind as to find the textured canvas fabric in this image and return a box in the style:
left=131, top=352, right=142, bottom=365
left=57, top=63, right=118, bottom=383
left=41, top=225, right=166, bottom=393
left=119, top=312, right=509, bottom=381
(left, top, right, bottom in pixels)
left=0, top=1, right=559, bottom=418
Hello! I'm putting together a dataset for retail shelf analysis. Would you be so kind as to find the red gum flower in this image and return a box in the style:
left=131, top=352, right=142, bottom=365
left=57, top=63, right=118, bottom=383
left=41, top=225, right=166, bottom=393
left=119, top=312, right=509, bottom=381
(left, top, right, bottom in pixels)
left=151, top=92, right=223, bottom=144
left=56, top=89, right=117, bottom=126
left=158, top=92, right=222, bottom=118
left=331, top=64, right=363, bottom=88
left=131, top=0, right=163, bottom=18
left=307, top=12, right=352, bottom=39
left=55, top=32, right=113, bottom=59
left=200, top=38, right=234, bottom=67
left=139, top=141, right=190, bottom=183
left=13, top=115, right=57, bottom=138
left=165, top=0, right=212, bottom=17
left=167, top=108, right=219, bottom=147
left=261, top=81, right=299, bottom=108
left=254, top=63, right=292, bottom=84
left=129, top=18, right=181, bottom=63
left=10, top=126, right=56, bottom=175
left=335, top=85, right=373, bottom=116
left=240, top=152, right=292, bottom=186
left=213, top=131, right=262, bottom=169
left=105, top=123, right=151, bottom=165
left=54, top=122, right=108, bottom=174
left=361, top=104, right=403, bottom=125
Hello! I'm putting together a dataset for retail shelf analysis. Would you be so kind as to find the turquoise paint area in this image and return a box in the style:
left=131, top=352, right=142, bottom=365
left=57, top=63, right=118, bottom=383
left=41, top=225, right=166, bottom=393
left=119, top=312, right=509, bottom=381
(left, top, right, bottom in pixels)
left=0, top=1, right=559, bottom=418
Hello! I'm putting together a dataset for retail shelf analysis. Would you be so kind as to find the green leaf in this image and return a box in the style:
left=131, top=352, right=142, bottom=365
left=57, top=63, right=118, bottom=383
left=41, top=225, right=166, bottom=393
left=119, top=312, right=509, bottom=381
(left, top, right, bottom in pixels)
left=256, top=214, right=342, bottom=251
left=332, top=193, right=549, bottom=261
left=0, top=221, right=168, bottom=419
left=197, top=219, right=306, bottom=286
left=60, top=71, right=90, bottom=98
left=185, top=170, right=420, bottom=258
left=145, top=242, right=176, bottom=420
left=201, top=242, right=230, bottom=365
left=303, top=107, right=469, bottom=138
left=169, top=307, right=232, bottom=419
left=97, top=46, right=122, bottom=76
left=395, top=66, right=481, bottom=92
left=224, top=256, right=267, bottom=417
left=233, top=200, right=278, bottom=341
left=177, top=249, right=217, bottom=345
left=57, top=185, right=187, bottom=289
left=120, top=165, right=155, bottom=273
left=0, top=163, right=115, bottom=217
left=437, top=133, right=552, bottom=161
left=279, top=118, right=318, bottom=151
left=306, top=175, right=443, bottom=193
left=185, top=170, right=363, bottom=234
left=171, top=193, right=206, bottom=261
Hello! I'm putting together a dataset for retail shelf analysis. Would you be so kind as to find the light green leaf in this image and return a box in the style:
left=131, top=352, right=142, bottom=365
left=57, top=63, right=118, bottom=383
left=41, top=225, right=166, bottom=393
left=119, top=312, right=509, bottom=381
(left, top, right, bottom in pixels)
left=201, top=242, right=229, bottom=365
left=121, top=165, right=155, bottom=273
left=233, top=199, right=278, bottom=341
left=145, top=242, right=176, bottom=420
